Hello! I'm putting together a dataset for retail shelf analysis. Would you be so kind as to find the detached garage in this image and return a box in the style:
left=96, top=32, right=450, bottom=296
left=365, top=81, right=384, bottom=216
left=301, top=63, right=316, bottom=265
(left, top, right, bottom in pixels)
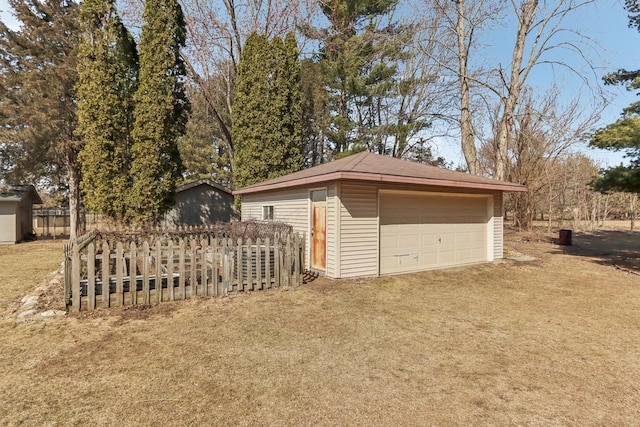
left=235, top=152, right=525, bottom=278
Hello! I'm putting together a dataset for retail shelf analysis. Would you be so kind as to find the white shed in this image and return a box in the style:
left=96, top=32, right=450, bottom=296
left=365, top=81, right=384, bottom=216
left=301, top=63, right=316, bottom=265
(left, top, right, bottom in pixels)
left=235, top=152, right=526, bottom=278
left=0, top=185, right=43, bottom=244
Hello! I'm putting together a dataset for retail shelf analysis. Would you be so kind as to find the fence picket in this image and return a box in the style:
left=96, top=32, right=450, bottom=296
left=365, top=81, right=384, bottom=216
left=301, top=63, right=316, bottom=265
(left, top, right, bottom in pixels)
left=256, top=238, right=262, bottom=290
left=201, top=238, right=208, bottom=297
left=66, top=230, right=304, bottom=311
left=143, top=241, right=150, bottom=304
left=168, top=240, right=175, bottom=301
left=129, top=242, right=137, bottom=306
left=247, top=238, right=253, bottom=291
left=87, top=243, right=95, bottom=311
left=179, top=239, right=186, bottom=300
left=190, top=239, right=197, bottom=297
left=155, top=241, right=162, bottom=304
left=116, top=242, right=124, bottom=307
left=223, top=238, right=230, bottom=295
left=236, top=238, right=242, bottom=292
left=274, top=241, right=281, bottom=288
left=265, top=238, right=271, bottom=289
left=213, top=240, right=220, bottom=297
left=102, top=242, right=110, bottom=308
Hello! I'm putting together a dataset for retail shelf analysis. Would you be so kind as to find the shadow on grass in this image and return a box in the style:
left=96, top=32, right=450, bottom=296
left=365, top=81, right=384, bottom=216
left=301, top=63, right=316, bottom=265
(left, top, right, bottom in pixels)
left=552, top=230, right=640, bottom=274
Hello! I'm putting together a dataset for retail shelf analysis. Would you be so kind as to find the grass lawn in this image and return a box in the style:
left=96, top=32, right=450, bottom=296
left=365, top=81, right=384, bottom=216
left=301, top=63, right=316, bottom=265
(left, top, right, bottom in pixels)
left=0, top=233, right=639, bottom=425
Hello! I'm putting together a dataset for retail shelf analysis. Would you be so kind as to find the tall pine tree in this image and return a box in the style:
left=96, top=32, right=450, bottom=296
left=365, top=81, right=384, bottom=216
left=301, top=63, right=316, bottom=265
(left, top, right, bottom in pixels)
left=301, top=0, right=400, bottom=156
left=0, top=0, right=83, bottom=237
left=76, top=0, right=138, bottom=222
left=232, top=32, right=303, bottom=193
left=130, top=0, right=189, bottom=224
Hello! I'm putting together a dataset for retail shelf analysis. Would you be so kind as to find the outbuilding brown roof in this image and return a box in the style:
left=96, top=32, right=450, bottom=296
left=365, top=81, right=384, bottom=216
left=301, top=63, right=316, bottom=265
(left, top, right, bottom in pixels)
left=234, top=151, right=526, bottom=195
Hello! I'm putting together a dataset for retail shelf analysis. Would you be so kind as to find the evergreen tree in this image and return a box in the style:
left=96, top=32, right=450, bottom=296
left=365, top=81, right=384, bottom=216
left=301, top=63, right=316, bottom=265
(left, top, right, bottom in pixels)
left=590, top=0, right=640, bottom=193
left=0, top=0, right=84, bottom=237
left=130, top=0, right=189, bottom=224
left=179, top=83, right=232, bottom=187
left=232, top=32, right=303, bottom=192
left=301, top=0, right=400, bottom=156
left=76, top=0, right=138, bottom=222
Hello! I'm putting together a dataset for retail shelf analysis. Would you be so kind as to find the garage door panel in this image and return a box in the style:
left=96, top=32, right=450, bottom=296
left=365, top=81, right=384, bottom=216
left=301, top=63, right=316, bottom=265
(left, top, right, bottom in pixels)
left=380, top=193, right=489, bottom=274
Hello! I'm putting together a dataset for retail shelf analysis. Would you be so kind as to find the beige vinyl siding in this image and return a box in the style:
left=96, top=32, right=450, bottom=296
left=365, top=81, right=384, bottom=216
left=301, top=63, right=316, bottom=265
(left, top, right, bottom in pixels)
left=325, top=183, right=338, bottom=278
left=493, top=192, right=504, bottom=259
left=338, top=182, right=378, bottom=278
left=241, top=188, right=310, bottom=265
left=0, top=202, right=17, bottom=244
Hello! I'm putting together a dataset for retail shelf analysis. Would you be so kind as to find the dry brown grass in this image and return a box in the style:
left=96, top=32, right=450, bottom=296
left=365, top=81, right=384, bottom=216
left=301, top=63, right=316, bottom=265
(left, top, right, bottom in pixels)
left=1, top=234, right=639, bottom=426
left=0, top=241, right=64, bottom=310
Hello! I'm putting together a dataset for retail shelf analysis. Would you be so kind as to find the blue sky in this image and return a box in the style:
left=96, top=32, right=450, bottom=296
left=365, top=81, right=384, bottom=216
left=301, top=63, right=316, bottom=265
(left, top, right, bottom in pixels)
left=1, top=0, right=639, bottom=167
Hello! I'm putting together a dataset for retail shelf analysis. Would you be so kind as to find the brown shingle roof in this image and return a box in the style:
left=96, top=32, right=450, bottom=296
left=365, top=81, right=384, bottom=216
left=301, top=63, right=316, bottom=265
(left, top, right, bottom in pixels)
left=234, top=151, right=526, bottom=195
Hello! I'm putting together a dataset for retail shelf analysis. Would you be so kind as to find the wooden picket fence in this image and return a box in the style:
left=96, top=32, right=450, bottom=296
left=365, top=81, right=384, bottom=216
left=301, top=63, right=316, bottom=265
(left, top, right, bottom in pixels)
left=64, top=229, right=304, bottom=312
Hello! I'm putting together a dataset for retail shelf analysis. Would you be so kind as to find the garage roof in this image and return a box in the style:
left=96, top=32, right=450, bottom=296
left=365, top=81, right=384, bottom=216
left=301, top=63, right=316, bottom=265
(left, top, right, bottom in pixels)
left=0, top=184, right=43, bottom=204
left=235, top=151, right=526, bottom=195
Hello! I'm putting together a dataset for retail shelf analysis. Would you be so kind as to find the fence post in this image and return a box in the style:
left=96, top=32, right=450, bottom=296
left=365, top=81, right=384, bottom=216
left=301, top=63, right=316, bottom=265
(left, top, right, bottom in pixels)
left=63, top=244, right=71, bottom=310
left=294, top=235, right=301, bottom=286
left=72, top=243, right=81, bottom=312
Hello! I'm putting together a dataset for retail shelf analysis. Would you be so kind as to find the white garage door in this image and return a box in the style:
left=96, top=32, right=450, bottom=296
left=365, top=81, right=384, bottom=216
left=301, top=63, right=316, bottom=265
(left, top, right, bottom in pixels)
left=380, top=192, right=489, bottom=275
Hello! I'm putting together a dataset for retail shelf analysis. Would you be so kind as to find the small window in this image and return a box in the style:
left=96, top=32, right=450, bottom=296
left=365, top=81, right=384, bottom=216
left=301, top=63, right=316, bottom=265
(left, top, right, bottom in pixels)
left=262, top=205, right=274, bottom=221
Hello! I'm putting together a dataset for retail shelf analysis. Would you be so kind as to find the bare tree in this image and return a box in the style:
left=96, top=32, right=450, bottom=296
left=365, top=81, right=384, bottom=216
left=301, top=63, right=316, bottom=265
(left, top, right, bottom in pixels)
left=421, top=0, right=603, bottom=179
left=505, top=87, right=600, bottom=229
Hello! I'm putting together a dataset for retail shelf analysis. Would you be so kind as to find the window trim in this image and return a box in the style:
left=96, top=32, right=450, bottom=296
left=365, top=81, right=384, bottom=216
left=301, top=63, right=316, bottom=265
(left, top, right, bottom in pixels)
left=262, top=205, right=274, bottom=221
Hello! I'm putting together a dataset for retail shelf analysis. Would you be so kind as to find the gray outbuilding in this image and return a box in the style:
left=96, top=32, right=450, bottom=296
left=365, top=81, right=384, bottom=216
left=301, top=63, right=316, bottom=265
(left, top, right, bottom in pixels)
left=0, top=185, right=42, bottom=244
left=163, top=179, right=236, bottom=227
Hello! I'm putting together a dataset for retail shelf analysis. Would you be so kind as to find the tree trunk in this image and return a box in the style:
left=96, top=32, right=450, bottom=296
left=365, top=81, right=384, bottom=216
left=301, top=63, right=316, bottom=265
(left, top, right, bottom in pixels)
left=456, top=0, right=481, bottom=175
left=66, top=147, right=84, bottom=240
left=494, top=0, right=538, bottom=181
left=631, top=194, right=637, bottom=232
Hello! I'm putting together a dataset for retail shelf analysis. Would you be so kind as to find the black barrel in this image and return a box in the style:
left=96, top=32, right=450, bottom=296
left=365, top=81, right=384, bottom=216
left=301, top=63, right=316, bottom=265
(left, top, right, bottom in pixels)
left=559, top=229, right=572, bottom=246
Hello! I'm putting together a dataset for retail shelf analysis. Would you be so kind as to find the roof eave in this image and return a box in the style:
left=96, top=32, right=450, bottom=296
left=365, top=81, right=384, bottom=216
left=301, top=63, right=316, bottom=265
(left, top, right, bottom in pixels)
left=234, top=172, right=526, bottom=195
left=176, top=179, right=232, bottom=195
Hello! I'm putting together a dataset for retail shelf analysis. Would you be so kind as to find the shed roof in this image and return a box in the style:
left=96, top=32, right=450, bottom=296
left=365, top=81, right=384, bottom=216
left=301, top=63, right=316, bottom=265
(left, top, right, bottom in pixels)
left=234, top=152, right=526, bottom=195
left=0, top=184, right=43, bottom=204
left=176, top=179, right=232, bottom=195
